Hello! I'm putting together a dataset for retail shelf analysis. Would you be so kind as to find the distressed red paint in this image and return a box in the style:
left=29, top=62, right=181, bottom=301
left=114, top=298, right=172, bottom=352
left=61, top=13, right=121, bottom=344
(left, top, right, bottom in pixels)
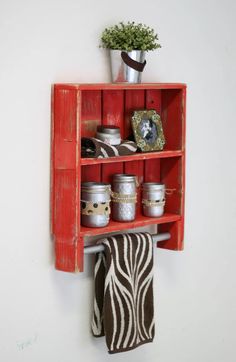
left=51, top=83, right=186, bottom=272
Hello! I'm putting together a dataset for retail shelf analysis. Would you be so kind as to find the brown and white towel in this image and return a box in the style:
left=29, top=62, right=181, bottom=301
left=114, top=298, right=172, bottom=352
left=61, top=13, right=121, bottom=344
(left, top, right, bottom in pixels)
left=92, top=233, right=155, bottom=354
left=81, top=137, right=137, bottom=158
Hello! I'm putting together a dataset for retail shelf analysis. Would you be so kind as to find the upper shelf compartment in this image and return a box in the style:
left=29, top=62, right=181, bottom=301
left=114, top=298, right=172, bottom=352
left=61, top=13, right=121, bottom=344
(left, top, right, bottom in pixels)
left=79, top=85, right=185, bottom=151
left=53, top=83, right=186, bottom=171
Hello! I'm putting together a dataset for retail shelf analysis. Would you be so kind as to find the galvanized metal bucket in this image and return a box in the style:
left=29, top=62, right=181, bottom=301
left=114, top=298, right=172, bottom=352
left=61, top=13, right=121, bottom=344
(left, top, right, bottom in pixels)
left=110, top=50, right=146, bottom=83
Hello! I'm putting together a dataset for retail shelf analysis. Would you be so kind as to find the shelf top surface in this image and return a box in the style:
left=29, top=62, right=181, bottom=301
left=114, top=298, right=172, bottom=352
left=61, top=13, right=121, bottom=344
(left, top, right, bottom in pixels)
left=81, top=150, right=183, bottom=165
left=54, top=82, right=187, bottom=91
left=80, top=213, right=181, bottom=237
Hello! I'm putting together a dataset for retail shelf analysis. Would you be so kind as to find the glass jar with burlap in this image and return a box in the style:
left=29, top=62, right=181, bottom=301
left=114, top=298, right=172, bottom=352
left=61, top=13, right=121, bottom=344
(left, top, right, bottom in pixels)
left=81, top=182, right=111, bottom=227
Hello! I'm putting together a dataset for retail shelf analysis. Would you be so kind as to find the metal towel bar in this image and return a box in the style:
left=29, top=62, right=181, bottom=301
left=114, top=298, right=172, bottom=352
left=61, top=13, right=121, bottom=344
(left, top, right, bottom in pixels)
left=84, top=232, right=170, bottom=254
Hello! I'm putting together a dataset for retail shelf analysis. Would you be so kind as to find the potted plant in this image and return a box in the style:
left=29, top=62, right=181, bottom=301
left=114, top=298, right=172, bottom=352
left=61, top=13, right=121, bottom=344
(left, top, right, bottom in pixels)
left=100, top=22, right=161, bottom=83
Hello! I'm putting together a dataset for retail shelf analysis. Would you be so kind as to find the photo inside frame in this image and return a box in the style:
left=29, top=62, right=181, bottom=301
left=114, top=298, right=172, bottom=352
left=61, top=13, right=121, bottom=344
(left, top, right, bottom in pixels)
left=131, top=110, right=165, bottom=152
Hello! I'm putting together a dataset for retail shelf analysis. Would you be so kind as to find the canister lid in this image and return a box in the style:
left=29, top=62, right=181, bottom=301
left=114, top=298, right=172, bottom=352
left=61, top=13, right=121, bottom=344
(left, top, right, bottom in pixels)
left=142, top=182, right=165, bottom=190
left=113, top=174, right=136, bottom=183
left=97, top=125, right=120, bottom=135
left=81, top=182, right=111, bottom=192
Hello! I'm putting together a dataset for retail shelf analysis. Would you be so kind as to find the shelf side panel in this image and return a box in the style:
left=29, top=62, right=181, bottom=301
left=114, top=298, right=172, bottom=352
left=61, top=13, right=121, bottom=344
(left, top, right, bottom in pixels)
left=158, top=220, right=184, bottom=250
left=52, top=87, right=78, bottom=272
left=161, top=89, right=183, bottom=150
left=53, top=170, right=77, bottom=238
left=161, top=157, right=183, bottom=215
left=55, top=242, right=76, bottom=272
left=53, top=169, right=77, bottom=272
left=53, top=88, right=77, bottom=169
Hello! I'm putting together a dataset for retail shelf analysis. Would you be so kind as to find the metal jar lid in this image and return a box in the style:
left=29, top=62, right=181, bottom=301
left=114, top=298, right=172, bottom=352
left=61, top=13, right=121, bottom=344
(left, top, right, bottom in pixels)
left=113, top=174, right=136, bottom=183
left=97, top=125, right=120, bottom=135
left=142, top=182, right=165, bottom=191
left=81, top=182, right=111, bottom=193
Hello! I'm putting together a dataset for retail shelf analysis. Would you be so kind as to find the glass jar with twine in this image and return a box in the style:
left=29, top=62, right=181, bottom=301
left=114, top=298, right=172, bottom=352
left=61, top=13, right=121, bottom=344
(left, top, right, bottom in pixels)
left=111, top=174, right=138, bottom=222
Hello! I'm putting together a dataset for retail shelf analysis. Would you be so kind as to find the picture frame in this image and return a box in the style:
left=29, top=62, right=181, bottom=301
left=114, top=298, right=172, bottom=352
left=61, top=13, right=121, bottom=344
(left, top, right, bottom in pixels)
left=131, top=110, right=165, bottom=152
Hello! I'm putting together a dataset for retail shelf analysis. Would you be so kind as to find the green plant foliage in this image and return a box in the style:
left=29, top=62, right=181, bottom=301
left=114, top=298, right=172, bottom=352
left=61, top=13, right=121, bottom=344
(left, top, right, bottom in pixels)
left=100, top=22, right=161, bottom=51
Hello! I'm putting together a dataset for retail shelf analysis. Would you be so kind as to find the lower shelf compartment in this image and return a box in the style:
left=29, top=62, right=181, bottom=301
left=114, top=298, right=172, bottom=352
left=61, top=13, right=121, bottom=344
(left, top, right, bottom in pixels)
left=80, top=213, right=181, bottom=237
left=54, top=216, right=184, bottom=273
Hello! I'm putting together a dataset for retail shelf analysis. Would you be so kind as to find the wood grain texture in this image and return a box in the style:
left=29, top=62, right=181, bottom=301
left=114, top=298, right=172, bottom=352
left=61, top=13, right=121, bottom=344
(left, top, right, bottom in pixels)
left=102, top=90, right=124, bottom=137
left=81, top=90, right=101, bottom=137
left=52, top=86, right=78, bottom=272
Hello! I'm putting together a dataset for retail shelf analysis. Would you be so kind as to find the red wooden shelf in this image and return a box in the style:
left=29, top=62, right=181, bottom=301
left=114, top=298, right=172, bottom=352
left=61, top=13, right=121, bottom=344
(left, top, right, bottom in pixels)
left=51, top=83, right=186, bottom=272
left=80, top=213, right=181, bottom=237
left=81, top=150, right=183, bottom=165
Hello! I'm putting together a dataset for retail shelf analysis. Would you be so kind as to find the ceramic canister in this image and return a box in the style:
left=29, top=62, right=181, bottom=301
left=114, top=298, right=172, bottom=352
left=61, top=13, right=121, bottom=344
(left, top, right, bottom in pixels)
left=111, top=174, right=137, bottom=222
left=81, top=182, right=111, bottom=227
left=142, top=183, right=165, bottom=217
left=96, top=125, right=121, bottom=145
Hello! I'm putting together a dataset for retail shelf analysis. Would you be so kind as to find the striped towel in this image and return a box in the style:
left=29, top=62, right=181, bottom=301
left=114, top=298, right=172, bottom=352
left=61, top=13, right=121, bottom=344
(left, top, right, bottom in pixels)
left=92, top=233, right=155, bottom=354
left=81, top=137, right=137, bottom=158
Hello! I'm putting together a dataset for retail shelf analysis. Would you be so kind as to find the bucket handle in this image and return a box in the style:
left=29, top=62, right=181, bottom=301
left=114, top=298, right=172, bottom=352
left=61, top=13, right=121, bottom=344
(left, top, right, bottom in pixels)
left=121, top=51, right=146, bottom=72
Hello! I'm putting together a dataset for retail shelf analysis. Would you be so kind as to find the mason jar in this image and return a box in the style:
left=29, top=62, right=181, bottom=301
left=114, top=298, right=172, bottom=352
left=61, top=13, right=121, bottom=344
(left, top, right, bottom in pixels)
left=111, top=174, right=137, bottom=222
left=142, top=183, right=165, bottom=217
left=96, top=125, right=121, bottom=145
left=81, top=182, right=111, bottom=227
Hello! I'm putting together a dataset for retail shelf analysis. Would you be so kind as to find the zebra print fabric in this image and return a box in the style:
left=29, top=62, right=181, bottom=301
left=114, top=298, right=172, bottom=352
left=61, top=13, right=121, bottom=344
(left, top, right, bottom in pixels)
left=81, top=137, right=137, bottom=158
left=92, top=233, right=155, bottom=354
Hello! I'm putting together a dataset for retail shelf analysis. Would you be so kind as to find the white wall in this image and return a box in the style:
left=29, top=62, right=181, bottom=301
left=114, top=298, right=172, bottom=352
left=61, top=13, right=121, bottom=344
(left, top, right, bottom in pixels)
left=0, top=0, right=236, bottom=361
